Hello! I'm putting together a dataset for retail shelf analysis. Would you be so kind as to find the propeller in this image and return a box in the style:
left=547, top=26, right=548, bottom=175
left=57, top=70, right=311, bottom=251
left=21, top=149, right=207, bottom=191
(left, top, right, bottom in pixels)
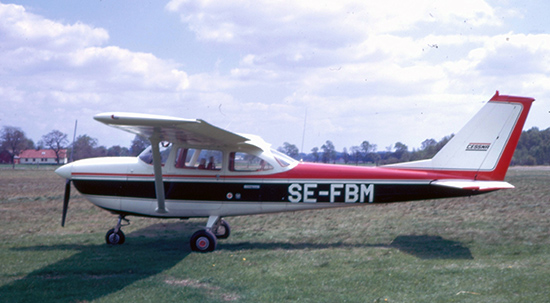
left=61, top=179, right=71, bottom=227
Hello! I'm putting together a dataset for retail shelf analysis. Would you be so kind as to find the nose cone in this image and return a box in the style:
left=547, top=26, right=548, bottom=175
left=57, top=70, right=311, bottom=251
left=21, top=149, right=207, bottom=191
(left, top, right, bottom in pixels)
left=55, top=163, right=73, bottom=179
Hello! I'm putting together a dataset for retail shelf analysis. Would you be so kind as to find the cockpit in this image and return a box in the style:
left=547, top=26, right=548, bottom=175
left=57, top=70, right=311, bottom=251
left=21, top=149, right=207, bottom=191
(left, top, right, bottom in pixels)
left=138, top=143, right=297, bottom=174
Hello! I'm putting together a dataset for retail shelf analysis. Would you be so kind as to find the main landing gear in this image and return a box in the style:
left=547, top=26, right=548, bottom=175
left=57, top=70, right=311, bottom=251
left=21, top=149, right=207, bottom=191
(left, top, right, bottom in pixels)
left=190, top=216, right=231, bottom=253
left=103, top=215, right=230, bottom=252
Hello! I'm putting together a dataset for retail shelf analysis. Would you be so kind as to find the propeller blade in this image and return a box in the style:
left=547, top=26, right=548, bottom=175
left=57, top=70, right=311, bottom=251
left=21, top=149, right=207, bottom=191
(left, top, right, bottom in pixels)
left=61, top=179, right=71, bottom=227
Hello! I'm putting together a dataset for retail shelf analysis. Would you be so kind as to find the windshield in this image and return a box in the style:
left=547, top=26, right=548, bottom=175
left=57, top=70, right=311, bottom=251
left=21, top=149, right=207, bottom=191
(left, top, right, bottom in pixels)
left=271, top=148, right=298, bottom=167
left=138, top=144, right=172, bottom=165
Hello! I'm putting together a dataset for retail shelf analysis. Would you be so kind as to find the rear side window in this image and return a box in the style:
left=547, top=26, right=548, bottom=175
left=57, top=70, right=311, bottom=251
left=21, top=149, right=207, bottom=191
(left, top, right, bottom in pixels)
left=175, top=148, right=222, bottom=170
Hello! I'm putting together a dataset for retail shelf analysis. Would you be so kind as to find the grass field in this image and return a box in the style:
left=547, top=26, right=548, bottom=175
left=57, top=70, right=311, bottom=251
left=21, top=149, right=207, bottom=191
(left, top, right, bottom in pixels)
left=1, top=165, right=550, bottom=302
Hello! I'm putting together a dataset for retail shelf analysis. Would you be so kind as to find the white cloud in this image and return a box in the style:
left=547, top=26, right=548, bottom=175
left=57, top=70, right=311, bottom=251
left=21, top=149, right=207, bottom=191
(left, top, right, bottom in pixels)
left=163, top=0, right=549, bottom=151
left=0, top=3, right=108, bottom=50
left=472, top=33, right=550, bottom=75
left=0, top=2, right=190, bottom=146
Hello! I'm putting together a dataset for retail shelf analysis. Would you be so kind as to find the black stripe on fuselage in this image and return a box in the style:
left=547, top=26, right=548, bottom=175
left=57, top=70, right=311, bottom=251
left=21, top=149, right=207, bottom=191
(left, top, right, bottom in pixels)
left=72, top=179, right=482, bottom=204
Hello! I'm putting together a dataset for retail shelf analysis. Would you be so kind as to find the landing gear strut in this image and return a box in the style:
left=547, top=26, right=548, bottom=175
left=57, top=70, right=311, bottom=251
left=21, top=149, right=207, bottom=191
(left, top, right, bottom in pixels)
left=190, top=216, right=231, bottom=252
left=105, top=215, right=129, bottom=245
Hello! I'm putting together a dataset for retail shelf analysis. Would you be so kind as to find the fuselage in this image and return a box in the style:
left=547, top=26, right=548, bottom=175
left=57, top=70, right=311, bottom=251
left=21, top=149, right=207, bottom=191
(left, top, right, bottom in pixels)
left=56, top=144, right=484, bottom=219
left=56, top=93, right=535, bottom=220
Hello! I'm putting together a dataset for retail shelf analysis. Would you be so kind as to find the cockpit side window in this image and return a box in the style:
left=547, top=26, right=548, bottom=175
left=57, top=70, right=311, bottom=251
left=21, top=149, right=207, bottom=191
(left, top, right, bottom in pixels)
left=138, top=144, right=172, bottom=165
left=175, top=148, right=222, bottom=170
left=229, top=152, right=273, bottom=172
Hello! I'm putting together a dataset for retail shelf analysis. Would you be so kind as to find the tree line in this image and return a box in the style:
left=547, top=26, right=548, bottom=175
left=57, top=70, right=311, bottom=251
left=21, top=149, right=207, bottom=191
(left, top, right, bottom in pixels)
left=278, top=126, right=550, bottom=166
left=278, top=136, right=453, bottom=165
left=2, top=125, right=550, bottom=167
left=511, top=127, right=550, bottom=165
left=0, top=126, right=149, bottom=167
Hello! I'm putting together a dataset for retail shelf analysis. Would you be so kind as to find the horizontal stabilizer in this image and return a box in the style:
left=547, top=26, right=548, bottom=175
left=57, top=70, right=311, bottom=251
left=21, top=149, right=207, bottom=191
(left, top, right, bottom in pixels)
left=431, top=180, right=514, bottom=191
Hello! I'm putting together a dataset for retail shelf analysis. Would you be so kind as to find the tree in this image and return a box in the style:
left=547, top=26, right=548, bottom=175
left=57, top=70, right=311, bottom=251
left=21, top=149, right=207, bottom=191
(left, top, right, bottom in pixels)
left=130, top=135, right=149, bottom=156
left=94, top=145, right=108, bottom=158
left=107, top=145, right=130, bottom=157
left=350, top=146, right=361, bottom=165
left=513, top=127, right=550, bottom=165
left=342, top=147, right=350, bottom=164
left=72, top=135, right=98, bottom=160
left=393, top=142, right=409, bottom=161
left=421, top=138, right=437, bottom=150
left=360, top=140, right=378, bottom=163
left=1, top=126, right=30, bottom=168
left=321, top=140, right=336, bottom=163
left=360, top=140, right=376, bottom=154
left=277, top=142, right=300, bottom=159
left=40, top=130, right=69, bottom=164
left=311, top=147, right=320, bottom=162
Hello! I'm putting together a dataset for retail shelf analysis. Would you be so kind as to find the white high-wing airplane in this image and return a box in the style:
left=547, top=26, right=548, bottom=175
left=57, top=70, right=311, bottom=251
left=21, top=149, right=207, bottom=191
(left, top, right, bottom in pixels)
left=55, top=91, right=534, bottom=252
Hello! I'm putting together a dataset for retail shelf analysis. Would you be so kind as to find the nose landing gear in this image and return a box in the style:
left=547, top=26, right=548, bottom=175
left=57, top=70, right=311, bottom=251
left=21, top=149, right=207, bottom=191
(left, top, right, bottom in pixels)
left=105, top=215, right=129, bottom=245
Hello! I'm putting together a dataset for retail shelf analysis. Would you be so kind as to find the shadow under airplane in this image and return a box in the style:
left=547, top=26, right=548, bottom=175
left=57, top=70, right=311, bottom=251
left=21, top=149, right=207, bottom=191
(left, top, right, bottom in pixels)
left=1, top=222, right=472, bottom=302
left=219, top=235, right=473, bottom=260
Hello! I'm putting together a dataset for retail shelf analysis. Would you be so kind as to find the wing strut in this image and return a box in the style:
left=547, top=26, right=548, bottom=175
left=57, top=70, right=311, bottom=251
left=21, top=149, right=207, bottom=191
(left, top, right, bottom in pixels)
left=150, top=136, right=167, bottom=214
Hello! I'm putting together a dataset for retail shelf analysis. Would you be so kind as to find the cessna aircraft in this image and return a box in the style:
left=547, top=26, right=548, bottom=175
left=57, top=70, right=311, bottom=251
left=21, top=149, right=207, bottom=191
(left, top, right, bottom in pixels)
left=55, top=91, right=533, bottom=252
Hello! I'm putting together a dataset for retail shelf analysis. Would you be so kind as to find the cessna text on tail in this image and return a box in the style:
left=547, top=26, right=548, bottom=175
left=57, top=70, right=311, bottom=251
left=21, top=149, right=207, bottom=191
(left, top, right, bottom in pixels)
left=55, top=91, right=534, bottom=252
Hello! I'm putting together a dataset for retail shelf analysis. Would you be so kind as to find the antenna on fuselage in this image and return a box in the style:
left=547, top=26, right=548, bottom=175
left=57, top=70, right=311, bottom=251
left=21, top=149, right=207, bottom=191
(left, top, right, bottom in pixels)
left=69, top=120, right=77, bottom=163
left=300, top=107, right=307, bottom=158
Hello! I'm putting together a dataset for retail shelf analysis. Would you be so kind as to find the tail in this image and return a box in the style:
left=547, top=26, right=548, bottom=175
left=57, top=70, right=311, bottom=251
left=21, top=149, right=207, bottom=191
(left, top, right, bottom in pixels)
left=387, top=91, right=534, bottom=181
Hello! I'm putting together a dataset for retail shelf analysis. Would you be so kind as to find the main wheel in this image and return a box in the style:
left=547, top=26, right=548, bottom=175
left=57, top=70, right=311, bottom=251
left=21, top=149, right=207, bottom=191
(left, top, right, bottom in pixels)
left=105, top=228, right=125, bottom=245
left=190, top=229, right=217, bottom=252
left=213, top=219, right=231, bottom=239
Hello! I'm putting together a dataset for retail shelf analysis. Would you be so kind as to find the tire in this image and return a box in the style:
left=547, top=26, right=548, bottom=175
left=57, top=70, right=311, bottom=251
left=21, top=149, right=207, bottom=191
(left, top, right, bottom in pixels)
left=105, top=228, right=125, bottom=245
left=190, top=229, right=217, bottom=252
left=214, top=219, right=231, bottom=239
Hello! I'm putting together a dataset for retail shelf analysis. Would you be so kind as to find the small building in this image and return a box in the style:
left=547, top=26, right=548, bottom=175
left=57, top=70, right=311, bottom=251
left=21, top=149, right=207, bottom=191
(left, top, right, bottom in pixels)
left=18, top=149, right=68, bottom=165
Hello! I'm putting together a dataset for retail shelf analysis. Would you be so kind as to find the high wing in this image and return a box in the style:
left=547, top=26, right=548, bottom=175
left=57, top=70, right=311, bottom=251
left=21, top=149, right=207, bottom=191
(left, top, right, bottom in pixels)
left=94, top=112, right=249, bottom=146
left=94, top=112, right=249, bottom=214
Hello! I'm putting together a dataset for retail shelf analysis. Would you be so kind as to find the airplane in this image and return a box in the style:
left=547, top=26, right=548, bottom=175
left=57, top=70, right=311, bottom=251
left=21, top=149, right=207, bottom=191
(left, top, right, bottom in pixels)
left=55, top=91, right=534, bottom=252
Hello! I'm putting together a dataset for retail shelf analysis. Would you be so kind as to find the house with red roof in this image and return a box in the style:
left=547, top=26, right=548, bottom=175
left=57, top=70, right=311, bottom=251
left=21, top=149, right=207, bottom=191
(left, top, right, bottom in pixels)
left=18, top=149, right=68, bottom=165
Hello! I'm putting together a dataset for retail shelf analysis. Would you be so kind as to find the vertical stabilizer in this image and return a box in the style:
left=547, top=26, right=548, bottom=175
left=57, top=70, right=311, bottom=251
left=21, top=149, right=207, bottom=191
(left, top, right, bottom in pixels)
left=386, top=91, right=534, bottom=180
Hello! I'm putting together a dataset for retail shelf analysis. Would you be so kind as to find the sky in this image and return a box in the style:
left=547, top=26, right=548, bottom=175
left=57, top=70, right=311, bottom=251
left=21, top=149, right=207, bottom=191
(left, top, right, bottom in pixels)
left=1, top=0, right=550, bottom=153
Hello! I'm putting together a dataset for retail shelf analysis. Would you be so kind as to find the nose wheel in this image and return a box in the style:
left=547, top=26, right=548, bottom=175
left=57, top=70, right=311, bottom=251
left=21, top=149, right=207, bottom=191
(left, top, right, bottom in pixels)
left=106, top=228, right=125, bottom=245
left=105, top=215, right=129, bottom=245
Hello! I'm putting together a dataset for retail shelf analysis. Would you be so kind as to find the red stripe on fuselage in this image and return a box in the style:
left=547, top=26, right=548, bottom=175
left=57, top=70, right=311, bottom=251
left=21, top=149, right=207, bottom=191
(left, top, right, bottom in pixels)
left=270, top=162, right=479, bottom=180
left=71, top=172, right=223, bottom=179
left=70, top=163, right=484, bottom=181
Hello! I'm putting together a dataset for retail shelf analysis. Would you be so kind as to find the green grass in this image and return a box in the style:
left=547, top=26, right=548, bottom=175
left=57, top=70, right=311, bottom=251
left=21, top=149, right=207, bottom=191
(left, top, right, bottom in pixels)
left=1, top=166, right=550, bottom=302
